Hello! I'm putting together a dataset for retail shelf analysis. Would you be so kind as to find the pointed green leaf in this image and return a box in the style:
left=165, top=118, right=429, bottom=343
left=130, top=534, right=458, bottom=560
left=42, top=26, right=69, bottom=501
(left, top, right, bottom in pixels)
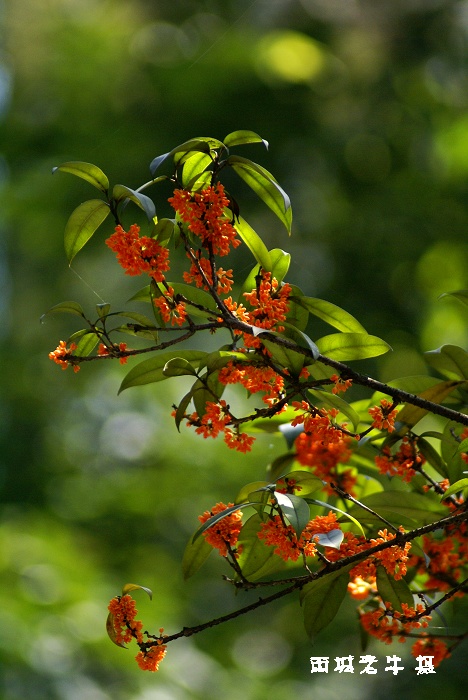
left=236, top=514, right=285, bottom=580
left=274, top=492, right=310, bottom=536
left=294, top=297, right=366, bottom=333
left=181, top=152, right=213, bottom=189
left=163, top=357, right=198, bottom=377
left=224, top=130, right=269, bottom=149
left=269, top=248, right=291, bottom=283
left=113, top=185, right=156, bottom=221
left=425, top=345, right=468, bottom=381
left=441, top=477, right=468, bottom=501
left=279, top=471, right=325, bottom=496
left=53, top=161, right=109, bottom=193
left=64, top=199, right=110, bottom=263
left=182, top=532, right=213, bottom=579
left=74, top=332, right=99, bottom=357
left=118, top=351, right=208, bottom=392
left=439, top=289, right=468, bottom=308
left=152, top=218, right=176, bottom=245
left=375, top=566, right=414, bottom=612
left=227, top=155, right=292, bottom=233
left=300, top=566, right=353, bottom=640
left=41, top=301, right=86, bottom=322
left=96, top=303, right=111, bottom=319
left=396, top=380, right=463, bottom=429
left=259, top=334, right=306, bottom=375
left=235, top=481, right=272, bottom=504
left=122, top=583, right=153, bottom=599
left=316, top=333, right=391, bottom=361
left=347, top=491, right=446, bottom=528
left=150, top=138, right=221, bottom=175
left=234, top=216, right=272, bottom=270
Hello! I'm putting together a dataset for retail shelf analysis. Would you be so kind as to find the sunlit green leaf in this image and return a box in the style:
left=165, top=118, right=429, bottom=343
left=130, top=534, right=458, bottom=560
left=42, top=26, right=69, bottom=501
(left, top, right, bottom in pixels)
left=347, top=491, right=446, bottom=528
left=274, top=491, right=310, bottom=536
left=224, top=130, right=269, bottom=149
left=151, top=218, right=177, bottom=245
left=122, top=582, right=153, bottom=599
left=236, top=481, right=271, bottom=504
left=441, top=477, right=468, bottom=501
left=269, top=249, right=291, bottom=283
left=53, top=161, right=109, bottom=193
left=227, top=155, right=292, bottom=233
left=294, top=297, right=366, bottom=333
left=150, top=138, right=221, bottom=175
left=279, top=471, right=324, bottom=496
left=64, top=199, right=110, bottom=263
left=181, top=152, right=213, bottom=189
left=300, top=566, right=353, bottom=640
left=74, top=332, right=99, bottom=357
left=439, top=289, right=468, bottom=308
left=316, top=333, right=391, bottom=361
left=113, top=185, right=156, bottom=221
left=396, top=380, right=463, bottom=430
left=118, top=351, right=208, bottom=393
left=234, top=216, right=272, bottom=270
left=375, top=566, right=414, bottom=612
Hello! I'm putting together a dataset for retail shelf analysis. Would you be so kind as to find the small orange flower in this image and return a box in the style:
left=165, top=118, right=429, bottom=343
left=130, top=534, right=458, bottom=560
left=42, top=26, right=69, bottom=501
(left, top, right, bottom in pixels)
left=369, top=399, right=398, bottom=432
left=330, top=374, right=353, bottom=395
left=49, top=340, right=79, bottom=372
left=198, top=502, right=243, bottom=557
left=135, top=642, right=167, bottom=672
left=410, top=636, right=451, bottom=667
left=106, top=224, right=170, bottom=282
left=153, top=286, right=187, bottom=327
left=257, top=515, right=317, bottom=562
left=108, top=595, right=144, bottom=646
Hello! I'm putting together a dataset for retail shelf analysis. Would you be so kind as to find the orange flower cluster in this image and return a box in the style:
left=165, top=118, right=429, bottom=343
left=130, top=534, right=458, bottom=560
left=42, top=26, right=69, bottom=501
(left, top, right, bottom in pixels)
left=413, top=534, right=466, bottom=591
left=330, top=373, right=353, bottom=395
left=98, top=342, right=129, bottom=365
left=198, top=502, right=243, bottom=557
left=108, top=594, right=144, bottom=646
left=136, top=640, right=167, bottom=672
left=153, top=286, right=187, bottom=327
left=193, top=400, right=231, bottom=439
left=347, top=576, right=376, bottom=600
left=325, top=528, right=411, bottom=582
left=106, top=224, right=170, bottom=282
left=369, top=399, right=398, bottom=432
left=218, top=361, right=285, bottom=406
left=292, top=404, right=354, bottom=494
left=359, top=602, right=430, bottom=645
left=410, top=635, right=451, bottom=667
left=169, top=184, right=241, bottom=257
left=49, top=340, right=79, bottom=372
left=183, top=254, right=234, bottom=295
left=257, top=511, right=341, bottom=562
left=375, top=437, right=425, bottom=483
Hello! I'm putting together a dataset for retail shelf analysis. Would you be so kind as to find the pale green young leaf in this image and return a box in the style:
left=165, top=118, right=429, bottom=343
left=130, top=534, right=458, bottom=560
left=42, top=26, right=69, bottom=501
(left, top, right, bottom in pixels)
left=64, top=199, right=110, bottom=263
left=294, top=296, right=366, bottom=333
left=316, top=333, right=391, bottom=361
left=53, top=161, right=109, bottom=193
left=118, top=350, right=208, bottom=393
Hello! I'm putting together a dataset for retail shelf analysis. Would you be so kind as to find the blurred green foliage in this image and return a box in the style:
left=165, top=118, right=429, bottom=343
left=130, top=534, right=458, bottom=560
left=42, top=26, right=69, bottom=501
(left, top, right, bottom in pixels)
left=1, top=0, right=468, bottom=697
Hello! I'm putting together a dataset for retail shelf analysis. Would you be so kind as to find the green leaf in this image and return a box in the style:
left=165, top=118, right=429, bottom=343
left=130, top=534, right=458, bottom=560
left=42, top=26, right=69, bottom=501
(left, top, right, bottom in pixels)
left=236, top=514, right=284, bottom=580
left=294, top=297, right=366, bottom=333
left=40, top=301, right=86, bottom=322
left=121, top=582, right=153, bottom=599
left=306, top=499, right=366, bottom=536
left=425, top=345, right=468, bottom=381
left=118, top=350, right=208, bottom=393
left=64, top=199, right=110, bottom=264
left=316, top=333, right=391, bottom=361
left=347, top=491, right=446, bottom=528
left=162, top=357, right=198, bottom=377
left=224, top=130, right=269, bottom=149
left=96, top=303, right=111, bottom=319
left=396, top=380, right=463, bottom=430
left=375, top=566, right=414, bottom=612
left=439, top=289, right=468, bottom=308
left=150, top=138, right=222, bottom=175
left=74, top=332, right=99, bottom=357
left=181, top=152, right=213, bottom=189
left=106, top=612, right=127, bottom=648
left=258, top=334, right=305, bottom=375
left=152, top=218, right=177, bottom=245
left=274, top=492, right=310, bottom=537
left=236, top=481, right=271, bottom=504
left=307, top=388, right=361, bottom=432
left=234, top=216, right=272, bottom=270
left=227, top=155, right=292, bottom=233
left=441, top=478, right=468, bottom=501
left=191, top=373, right=225, bottom=417
left=279, top=471, right=325, bottom=496
left=300, top=566, right=353, bottom=640
left=182, top=532, right=213, bottom=580
left=269, top=248, right=291, bottom=283
left=113, top=185, right=156, bottom=221
left=314, top=530, right=344, bottom=550
left=53, top=161, right=109, bottom=193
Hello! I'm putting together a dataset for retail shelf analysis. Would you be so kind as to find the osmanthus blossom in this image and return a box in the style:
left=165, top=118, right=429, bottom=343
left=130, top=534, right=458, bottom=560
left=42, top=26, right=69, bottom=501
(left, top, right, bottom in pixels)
left=48, top=340, right=79, bottom=372
left=198, top=502, right=243, bottom=558
left=107, top=595, right=167, bottom=672
left=368, top=398, right=399, bottom=433
left=105, top=224, right=170, bottom=282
